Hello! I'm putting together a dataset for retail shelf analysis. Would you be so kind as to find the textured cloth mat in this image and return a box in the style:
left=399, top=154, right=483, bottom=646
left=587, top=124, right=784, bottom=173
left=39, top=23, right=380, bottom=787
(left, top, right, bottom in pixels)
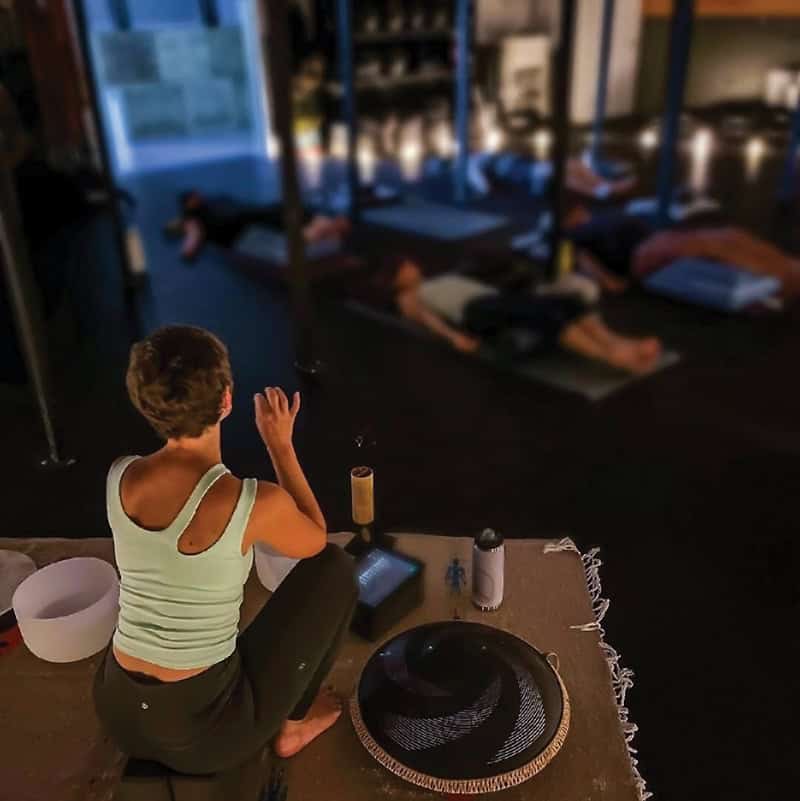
left=362, top=203, right=510, bottom=240
left=0, top=535, right=643, bottom=801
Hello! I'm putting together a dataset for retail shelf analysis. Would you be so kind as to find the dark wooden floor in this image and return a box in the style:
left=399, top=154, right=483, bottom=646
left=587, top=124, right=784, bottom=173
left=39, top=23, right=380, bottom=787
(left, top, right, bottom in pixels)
left=3, top=136, right=799, bottom=800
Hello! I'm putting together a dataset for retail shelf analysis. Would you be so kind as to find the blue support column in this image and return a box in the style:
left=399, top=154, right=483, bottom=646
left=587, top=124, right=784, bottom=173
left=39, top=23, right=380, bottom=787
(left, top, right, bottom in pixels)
left=546, top=0, right=578, bottom=280
left=454, top=0, right=471, bottom=205
left=589, top=0, right=615, bottom=169
left=336, top=0, right=359, bottom=219
left=779, top=97, right=800, bottom=202
left=656, top=0, right=695, bottom=227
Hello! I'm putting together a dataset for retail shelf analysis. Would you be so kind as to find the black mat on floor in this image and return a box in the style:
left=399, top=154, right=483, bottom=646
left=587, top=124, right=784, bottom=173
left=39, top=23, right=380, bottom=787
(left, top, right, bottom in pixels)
left=344, top=300, right=680, bottom=401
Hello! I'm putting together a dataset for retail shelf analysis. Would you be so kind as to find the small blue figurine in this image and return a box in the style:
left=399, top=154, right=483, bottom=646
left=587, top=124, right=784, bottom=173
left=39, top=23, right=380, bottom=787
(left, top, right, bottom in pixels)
left=446, top=558, right=467, bottom=594
left=446, top=558, right=467, bottom=620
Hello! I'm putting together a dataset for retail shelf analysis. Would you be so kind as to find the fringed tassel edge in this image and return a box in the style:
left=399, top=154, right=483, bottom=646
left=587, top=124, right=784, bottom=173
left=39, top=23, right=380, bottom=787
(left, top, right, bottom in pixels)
left=544, top=537, right=653, bottom=801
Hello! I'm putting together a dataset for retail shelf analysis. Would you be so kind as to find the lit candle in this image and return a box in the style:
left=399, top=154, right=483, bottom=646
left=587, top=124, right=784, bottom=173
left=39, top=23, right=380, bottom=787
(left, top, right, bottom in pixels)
left=688, top=128, right=714, bottom=195
left=358, top=141, right=377, bottom=184
left=744, top=136, right=767, bottom=181
left=301, top=147, right=323, bottom=189
left=330, top=123, right=348, bottom=160
left=400, top=138, right=423, bottom=181
left=533, top=128, right=552, bottom=160
left=485, top=128, right=504, bottom=154
left=638, top=127, right=658, bottom=152
left=435, top=123, right=455, bottom=158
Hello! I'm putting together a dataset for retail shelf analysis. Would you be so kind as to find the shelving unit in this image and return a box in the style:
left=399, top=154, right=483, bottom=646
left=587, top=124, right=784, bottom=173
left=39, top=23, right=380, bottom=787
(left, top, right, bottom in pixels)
left=353, top=31, right=453, bottom=45
left=326, top=69, right=454, bottom=97
left=325, top=1, right=460, bottom=118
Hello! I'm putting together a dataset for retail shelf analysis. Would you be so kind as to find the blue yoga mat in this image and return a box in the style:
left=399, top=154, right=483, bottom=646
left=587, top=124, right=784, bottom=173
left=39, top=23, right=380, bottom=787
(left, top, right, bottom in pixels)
left=643, top=258, right=781, bottom=312
left=233, top=226, right=340, bottom=264
left=362, top=203, right=510, bottom=240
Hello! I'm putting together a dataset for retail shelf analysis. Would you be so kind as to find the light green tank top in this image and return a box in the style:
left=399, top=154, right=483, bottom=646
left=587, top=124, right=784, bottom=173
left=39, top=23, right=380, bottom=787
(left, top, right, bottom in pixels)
left=107, top=456, right=256, bottom=670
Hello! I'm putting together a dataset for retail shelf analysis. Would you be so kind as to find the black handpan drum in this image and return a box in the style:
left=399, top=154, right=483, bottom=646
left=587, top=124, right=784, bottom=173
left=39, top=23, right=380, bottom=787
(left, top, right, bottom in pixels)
left=350, top=621, right=570, bottom=794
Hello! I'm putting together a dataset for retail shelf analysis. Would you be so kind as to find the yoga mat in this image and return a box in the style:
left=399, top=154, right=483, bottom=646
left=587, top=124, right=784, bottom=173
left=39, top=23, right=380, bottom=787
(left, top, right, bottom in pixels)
left=500, top=348, right=681, bottom=402
left=362, top=203, right=510, bottom=241
left=0, top=535, right=646, bottom=801
left=346, top=301, right=680, bottom=401
left=233, top=225, right=340, bottom=264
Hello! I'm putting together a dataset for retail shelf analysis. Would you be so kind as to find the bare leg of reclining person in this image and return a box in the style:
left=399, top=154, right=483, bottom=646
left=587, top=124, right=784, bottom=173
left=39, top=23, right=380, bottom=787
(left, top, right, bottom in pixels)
left=559, top=314, right=662, bottom=374
left=391, top=260, right=662, bottom=373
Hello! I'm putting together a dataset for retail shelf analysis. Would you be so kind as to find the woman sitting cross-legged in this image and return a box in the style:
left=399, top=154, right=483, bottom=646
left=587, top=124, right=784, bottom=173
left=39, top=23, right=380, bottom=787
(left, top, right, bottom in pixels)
left=93, top=325, right=358, bottom=774
left=381, top=258, right=663, bottom=374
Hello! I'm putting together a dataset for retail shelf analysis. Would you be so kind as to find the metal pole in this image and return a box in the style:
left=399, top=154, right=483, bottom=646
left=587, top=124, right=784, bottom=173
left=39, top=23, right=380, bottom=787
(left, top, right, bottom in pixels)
left=336, top=0, right=359, bottom=219
left=263, top=0, right=318, bottom=375
left=0, top=166, right=73, bottom=467
left=70, top=0, right=136, bottom=298
left=656, top=0, right=695, bottom=227
left=589, top=0, right=615, bottom=168
left=779, top=96, right=800, bottom=202
left=454, top=0, right=471, bottom=205
left=546, top=0, right=578, bottom=280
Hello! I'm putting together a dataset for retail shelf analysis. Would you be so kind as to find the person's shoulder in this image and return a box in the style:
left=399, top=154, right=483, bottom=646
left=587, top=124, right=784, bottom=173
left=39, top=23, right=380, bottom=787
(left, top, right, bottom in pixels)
left=247, top=481, right=294, bottom=523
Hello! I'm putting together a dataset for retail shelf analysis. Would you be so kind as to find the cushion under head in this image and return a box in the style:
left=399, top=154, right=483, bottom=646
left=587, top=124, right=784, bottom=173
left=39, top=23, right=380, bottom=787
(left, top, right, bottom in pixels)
left=351, top=621, right=569, bottom=794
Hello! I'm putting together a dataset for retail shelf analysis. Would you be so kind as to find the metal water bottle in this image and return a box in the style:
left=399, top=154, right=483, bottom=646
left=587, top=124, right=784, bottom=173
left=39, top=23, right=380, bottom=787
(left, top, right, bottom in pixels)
left=472, top=528, right=505, bottom=611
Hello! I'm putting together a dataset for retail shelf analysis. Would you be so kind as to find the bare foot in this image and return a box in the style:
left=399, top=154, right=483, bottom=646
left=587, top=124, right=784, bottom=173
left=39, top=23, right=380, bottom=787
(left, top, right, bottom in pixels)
left=304, top=217, right=344, bottom=244
left=181, top=220, right=206, bottom=260
left=273, top=688, right=343, bottom=758
left=606, top=340, right=659, bottom=374
left=451, top=333, right=481, bottom=354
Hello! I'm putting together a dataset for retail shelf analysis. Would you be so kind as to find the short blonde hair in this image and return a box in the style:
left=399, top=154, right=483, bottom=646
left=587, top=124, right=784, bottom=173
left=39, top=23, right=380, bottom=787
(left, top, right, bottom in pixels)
left=126, top=326, right=232, bottom=440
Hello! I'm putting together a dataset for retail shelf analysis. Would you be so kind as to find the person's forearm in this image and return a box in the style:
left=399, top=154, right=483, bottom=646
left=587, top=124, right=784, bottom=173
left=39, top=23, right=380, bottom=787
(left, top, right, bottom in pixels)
left=268, top=444, right=327, bottom=531
left=409, top=303, right=462, bottom=345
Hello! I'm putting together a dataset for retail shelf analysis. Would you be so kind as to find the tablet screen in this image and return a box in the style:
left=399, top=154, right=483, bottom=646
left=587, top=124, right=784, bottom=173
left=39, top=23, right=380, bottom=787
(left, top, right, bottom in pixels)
left=356, top=548, right=421, bottom=608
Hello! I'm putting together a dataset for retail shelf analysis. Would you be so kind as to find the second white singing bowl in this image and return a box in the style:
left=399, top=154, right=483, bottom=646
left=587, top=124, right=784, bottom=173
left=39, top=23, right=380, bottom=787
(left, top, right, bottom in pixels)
left=254, top=542, right=299, bottom=593
left=12, top=557, right=120, bottom=663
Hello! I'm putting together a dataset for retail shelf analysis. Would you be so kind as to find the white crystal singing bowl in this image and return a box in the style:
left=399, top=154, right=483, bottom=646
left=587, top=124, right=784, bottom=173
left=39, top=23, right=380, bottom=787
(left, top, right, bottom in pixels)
left=12, top=557, right=120, bottom=663
left=254, top=542, right=299, bottom=593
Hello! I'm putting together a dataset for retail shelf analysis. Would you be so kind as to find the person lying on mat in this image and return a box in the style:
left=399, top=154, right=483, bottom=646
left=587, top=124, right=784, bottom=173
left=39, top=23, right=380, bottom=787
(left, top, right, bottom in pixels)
left=470, top=153, right=636, bottom=199
left=565, top=205, right=800, bottom=299
left=382, top=259, right=662, bottom=374
left=93, top=325, right=357, bottom=772
left=167, top=190, right=351, bottom=261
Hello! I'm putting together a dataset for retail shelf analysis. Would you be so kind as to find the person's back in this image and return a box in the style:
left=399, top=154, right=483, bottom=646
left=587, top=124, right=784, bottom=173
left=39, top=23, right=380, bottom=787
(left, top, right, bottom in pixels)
left=93, top=325, right=358, bottom=772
